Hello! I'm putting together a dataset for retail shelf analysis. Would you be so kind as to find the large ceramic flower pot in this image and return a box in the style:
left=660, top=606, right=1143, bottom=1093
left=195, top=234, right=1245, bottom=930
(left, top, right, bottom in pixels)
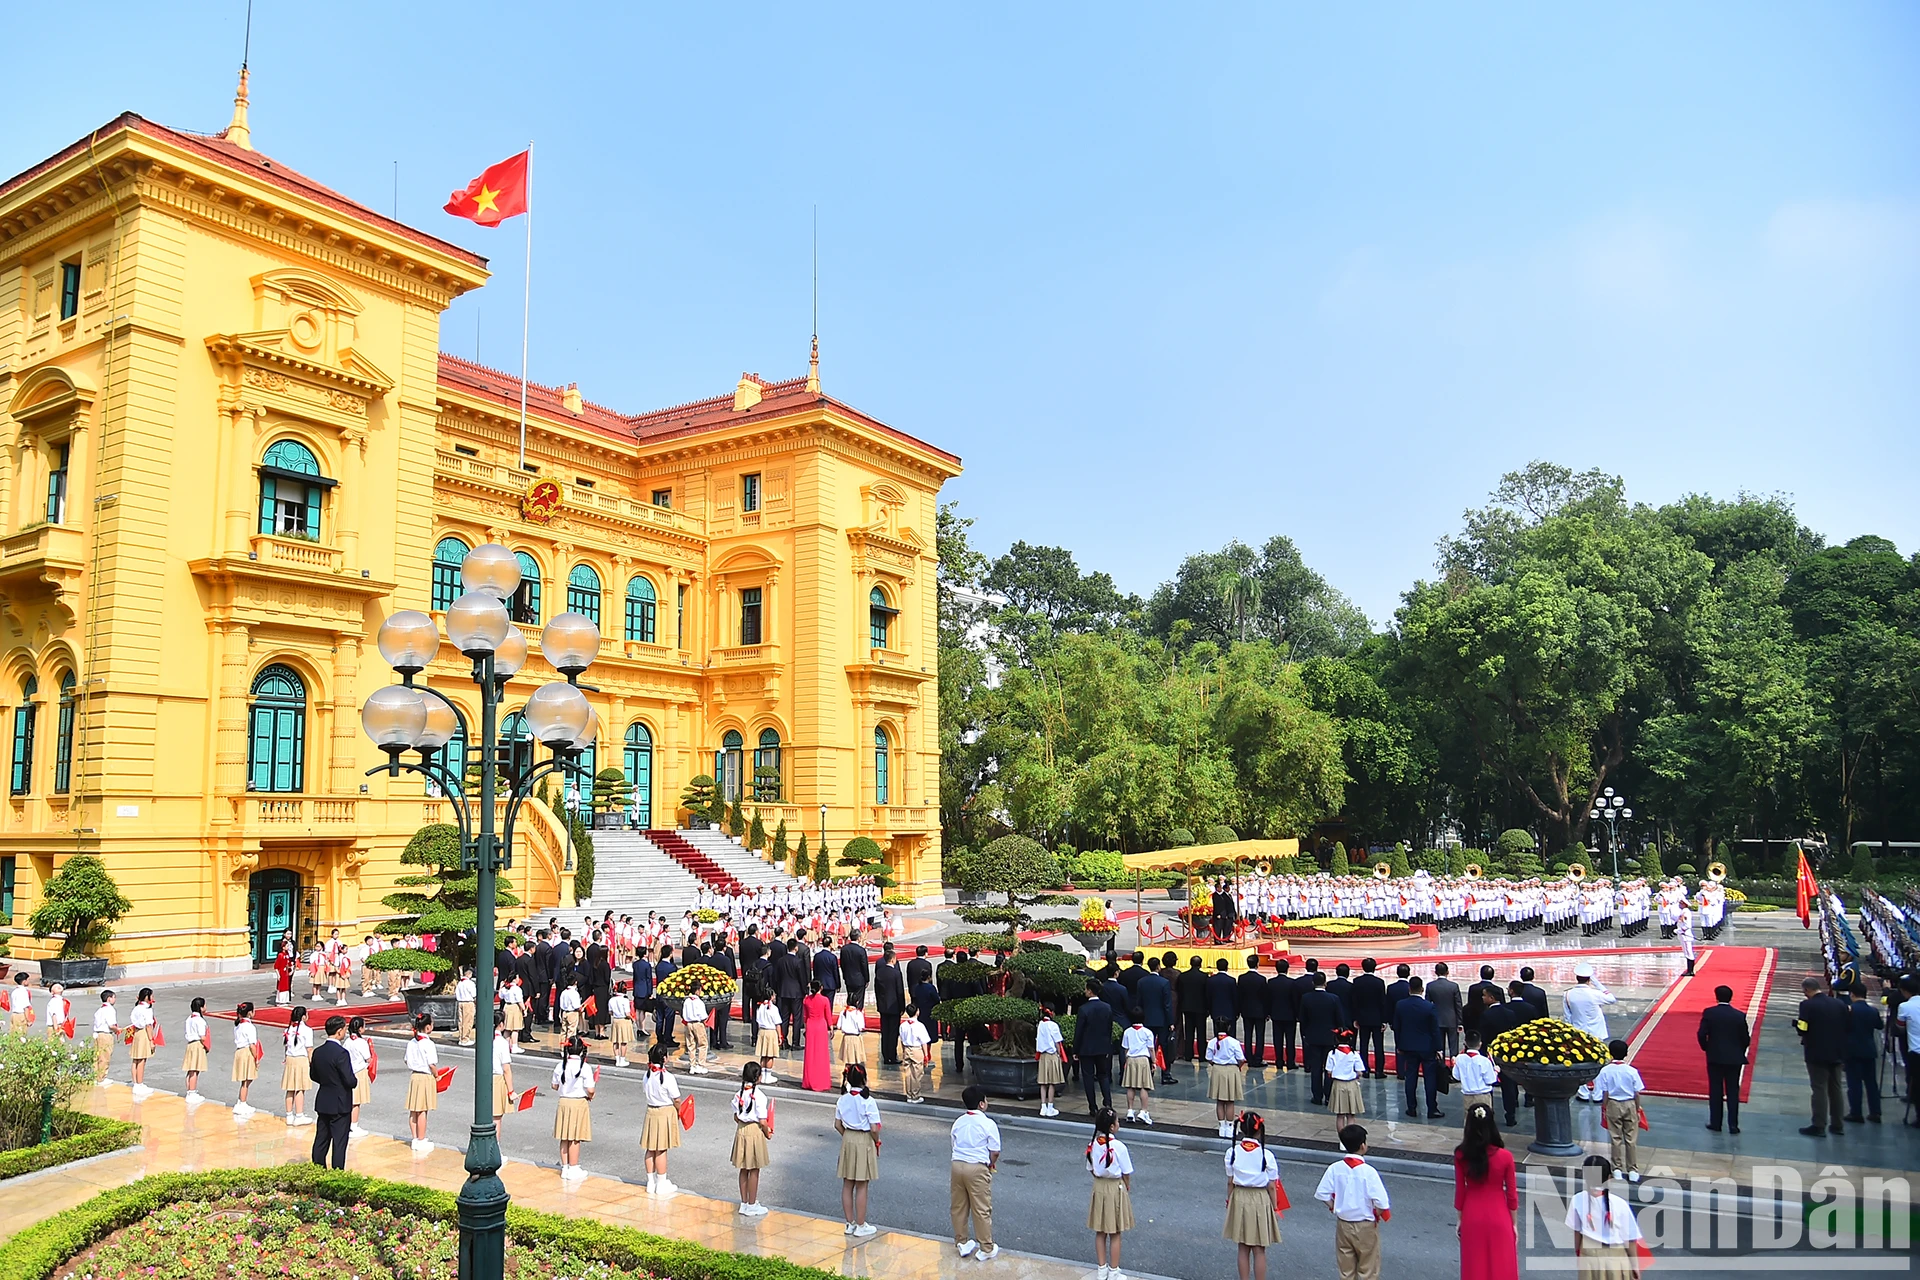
left=404, top=990, right=460, bottom=1031
left=40, top=957, right=110, bottom=987
left=1071, top=930, right=1117, bottom=952
left=967, top=1051, right=1040, bottom=1100
left=1163, top=883, right=1189, bottom=901
left=1494, top=1059, right=1606, bottom=1157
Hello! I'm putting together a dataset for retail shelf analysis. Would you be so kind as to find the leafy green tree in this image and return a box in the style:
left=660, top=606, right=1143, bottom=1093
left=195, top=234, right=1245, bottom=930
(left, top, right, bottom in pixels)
left=1168, top=827, right=1195, bottom=847
left=1850, top=843, right=1876, bottom=883
left=837, top=835, right=896, bottom=887
left=29, top=855, right=132, bottom=958
left=366, top=825, right=520, bottom=991
left=680, top=775, right=717, bottom=826
left=811, top=840, right=831, bottom=882
left=727, top=800, right=746, bottom=839
left=1388, top=844, right=1413, bottom=877
left=794, top=832, right=809, bottom=878
left=1147, top=536, right=1369, bottom=658
left=1638, top=844, right=1663, bottom=879
left=571, top=813, right=595, bottom=901
left=590, top=767, right=629, bottom=817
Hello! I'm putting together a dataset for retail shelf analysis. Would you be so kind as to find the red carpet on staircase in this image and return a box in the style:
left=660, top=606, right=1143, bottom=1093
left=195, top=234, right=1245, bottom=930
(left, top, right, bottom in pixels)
left=645, top=830, right=745, bottom=894
left=1624, top=945, right=1776, bottom=1102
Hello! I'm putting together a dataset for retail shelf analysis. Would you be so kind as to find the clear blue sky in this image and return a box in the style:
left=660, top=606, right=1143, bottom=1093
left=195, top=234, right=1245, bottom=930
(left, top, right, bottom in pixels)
left=10, top=4, right=1916, bottom=623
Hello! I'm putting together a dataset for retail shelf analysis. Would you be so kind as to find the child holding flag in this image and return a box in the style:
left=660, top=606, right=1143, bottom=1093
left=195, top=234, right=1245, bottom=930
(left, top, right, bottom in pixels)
left=404, top=1012, right=438, bottom=1154
left=231, top=1002, right=260, bottom=1118
left=551, top=1034, right=595, bottom=1181
left=1086, top=1106, right=1136, bottom=1280
left=1314, top=1124, right=1390, bottom=1280
left=182, top=997, right=210, bottom=1103
left=1224, top=1111, right=1287, bottom=1277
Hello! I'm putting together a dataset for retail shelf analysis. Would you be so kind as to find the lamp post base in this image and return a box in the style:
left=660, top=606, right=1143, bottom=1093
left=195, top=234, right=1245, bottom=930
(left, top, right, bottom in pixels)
left=457, top=1125, right=510, bottom=1280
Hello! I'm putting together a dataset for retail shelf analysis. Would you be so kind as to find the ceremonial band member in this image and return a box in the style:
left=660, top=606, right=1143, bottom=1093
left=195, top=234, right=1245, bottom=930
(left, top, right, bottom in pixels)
left=1087, top=1106, right=1136, bottom=1280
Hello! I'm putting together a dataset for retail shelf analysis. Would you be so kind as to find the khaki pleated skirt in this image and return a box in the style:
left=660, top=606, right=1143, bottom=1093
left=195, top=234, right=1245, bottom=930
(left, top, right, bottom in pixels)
left=1224, top=1184, right=1281, bottom=1247
left=1037, top=1053, right=1067, bottom=1085
left=502, top=1004, right=524, bottom=1032
left=755, top=1027, right=782, bottom=1057
left=1122, top=1056, right=1155, bottom=1090
left=837, top=1127, right=879, bottom=1181
left=642, top=1104, right=680, bottom=1151
left=406, top=1071, right=438, bottom=1112
left=1209, top=1063, right=1245, bottom=1101
left=731, top=1121, right=771, bottom=1170
left=612, top=1020, right=634, bottom=1049
left=281, top=1057, right=312, bottom=1092
left=354, top=1069, right=372, bottom=1105
left=129, top=1028, right=153, bottom=1061
left=554, top=1096, right=592, bottom=1141
left=839, top=1031, right=867, bottom=1065
left=181, top=1041, right=207, bottom=1073
left=1088, top=1177, right=1135, bottom=1234
left=1575, top=1243, right=1634, bottom=1279
left=493, top=1075, right=510, bottom=1117
left=232, top=1047, right=257, bottom=1083
left=1329, top=1079, right=1365, bottom=1113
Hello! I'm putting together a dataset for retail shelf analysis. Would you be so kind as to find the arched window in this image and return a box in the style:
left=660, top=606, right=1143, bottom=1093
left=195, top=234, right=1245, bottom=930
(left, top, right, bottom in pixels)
left=624, top=576, right=657, bottom=644
left=874, top=726, right=890, bottom=805
left=53, top=672, right=75, bottom=794
left=247, top=665, right=306, bottom=793
left=9, top=676, right=37, bottom=796
left=257, top=439, right=331, bottom=540
left=567, top=564, right=602, bottom=625
left=869, top=586, right=897, bottom=649
left=715, top=729, right=744, bottom=804
left=501, top=710, right=534, bottom=783
left=431, top=537, right=470, bottom=612
left=624, top=723, right=653, bottom=829
left=429, top=725, right=465, bottom=798
left=754, top=728, right=783, bottom=801
left=510, top=551, right=542, bottom=625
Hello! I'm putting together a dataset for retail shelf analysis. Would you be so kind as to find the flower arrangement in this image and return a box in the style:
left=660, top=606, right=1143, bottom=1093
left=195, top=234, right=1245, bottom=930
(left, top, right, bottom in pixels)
left=655, top=963, right=736, bottom=999
left=1488, top=1017, right=1609, bottom=1068
left=1076, top=898, right=1116, bottom=932
left=881, top=893, right=915, bottom=906
left=1257, top=917, right=1412, bottom=940
left=694, top=908, right=720, bottom=923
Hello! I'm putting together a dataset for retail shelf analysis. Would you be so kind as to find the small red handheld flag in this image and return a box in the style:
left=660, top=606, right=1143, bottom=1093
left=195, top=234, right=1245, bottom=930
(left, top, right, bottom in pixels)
left=445, top=152, right=529, bottom=227
left=581, top=995, right=597, bottom=1019
left=435, top=1066, right=457, bottom=1093
left=516, top=1087, right=538, bottom=1112
left=676, top=1094, right=696, bottom=1130
left=763, top=1099, right=775, bottom=1138
left=250, top=1040, right=264, bottom=1063
left=152, top=1023, right=166, bottom=1049
left=1272, top=1177, right=1291, bottom=1214
left=368, top=1045, right=379, bottom=1082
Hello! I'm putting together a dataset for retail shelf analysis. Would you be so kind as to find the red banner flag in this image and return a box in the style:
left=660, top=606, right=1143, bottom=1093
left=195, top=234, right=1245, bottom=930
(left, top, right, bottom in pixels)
left=445, top=152, right=529, bottom=226
left=1795, top=848, right=1820, bottom=930
left=435, top=1066, right=457, bottom=1093
left=515, top=1087, right=538, bottom=1112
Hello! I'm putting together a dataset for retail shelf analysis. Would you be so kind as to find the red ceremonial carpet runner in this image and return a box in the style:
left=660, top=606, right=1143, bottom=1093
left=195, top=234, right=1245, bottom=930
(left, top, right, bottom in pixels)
left=1624, top=946, right=1775, bottom=1102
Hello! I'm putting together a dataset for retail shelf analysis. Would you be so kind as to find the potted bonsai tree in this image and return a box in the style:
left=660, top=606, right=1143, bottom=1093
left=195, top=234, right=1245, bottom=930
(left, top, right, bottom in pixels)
left=934, top=946, right=1086, bottom=1098
left=836, top=835, right=898, bottom=890
left=365, top=824, right=521, bottom=1026
left=590, top=767, right=630, bottom=829
left=29, top=854, right=131, bottom=986
left=678, top=774, right=718, bottom=829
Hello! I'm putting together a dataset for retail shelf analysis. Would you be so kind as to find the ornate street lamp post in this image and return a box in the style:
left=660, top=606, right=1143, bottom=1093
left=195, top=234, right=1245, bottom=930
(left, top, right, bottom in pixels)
left=1588, top=788, right=1633, bottom=882
left=361, top=544, right=600, bottom=1280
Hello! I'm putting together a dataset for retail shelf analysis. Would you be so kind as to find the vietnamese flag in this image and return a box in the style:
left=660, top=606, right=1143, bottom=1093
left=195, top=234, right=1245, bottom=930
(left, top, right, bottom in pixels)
left=1795, top=848, right=1820, bottom=930
left=445, top=152, right=529, bottom=226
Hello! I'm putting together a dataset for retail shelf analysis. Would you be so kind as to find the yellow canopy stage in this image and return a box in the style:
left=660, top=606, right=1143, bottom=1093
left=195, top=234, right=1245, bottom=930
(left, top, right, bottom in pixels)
left=1120, top=840, right=1300, bottom=873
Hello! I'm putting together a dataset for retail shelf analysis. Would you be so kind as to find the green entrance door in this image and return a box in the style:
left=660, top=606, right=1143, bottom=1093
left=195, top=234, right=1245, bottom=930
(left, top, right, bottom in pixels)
left=248, top=869, right=301, bottom=965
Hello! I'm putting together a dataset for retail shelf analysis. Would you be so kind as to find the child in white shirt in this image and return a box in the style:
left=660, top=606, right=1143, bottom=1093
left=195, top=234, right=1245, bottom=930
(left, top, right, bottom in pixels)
left=91, top=990, right=119, bottom=1084
left=898, top=1006, right=932, bottom=1103
left=1592, top=1039, right=1647, bottom=1181
left=1453, top=1031, right=1500, bottom=1117
left=1567, top=1156, right=1644, bottom=1271
left=455, top=969, right=477, bottom=1045
left=1035, top=1010, right=1066, bottom=1116
left=1206, top=1031, right=1248, bottom=1137
left=1086, top=1106, right=1136, bottom=1278
left=1120, top=1020, right=1157, bottom=1124
left=837, top=1003, right=868, bottom=1068
left=1326, top=1033, right=1366, bottom=1131
left=754, top=995, right=784, bottom=1083
left=557, top=981, right=584, bottom=1040
left=609, top=984, right=635, bottom=1066
left=1314, top=1124, right=1390, bottom=1280
left=682, top=991, right=710, bottom=1074
left=183, top=997, right=211, bottom=1102
left=834, top=1064, right=882, bottom=1235
left=403, top=1013, right=439, bottom=1153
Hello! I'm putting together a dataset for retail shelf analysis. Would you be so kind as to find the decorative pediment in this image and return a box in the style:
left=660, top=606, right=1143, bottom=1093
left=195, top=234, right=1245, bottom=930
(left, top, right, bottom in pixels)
left=206, top=267, right=394, bottom=426
left=847, top=524, right=925, bottom=579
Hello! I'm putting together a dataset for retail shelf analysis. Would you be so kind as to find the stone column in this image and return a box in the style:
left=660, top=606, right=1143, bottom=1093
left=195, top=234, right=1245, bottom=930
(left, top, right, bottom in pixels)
left=337, top=426, right=367, bottom=567
left=331, top=634, right=360, bottom=793
left=212, top=619, right=251, bottom=796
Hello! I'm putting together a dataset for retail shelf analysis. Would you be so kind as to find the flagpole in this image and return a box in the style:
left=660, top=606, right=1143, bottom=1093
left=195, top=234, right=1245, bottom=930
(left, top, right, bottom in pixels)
left=518, top=142, right=533, bottom=470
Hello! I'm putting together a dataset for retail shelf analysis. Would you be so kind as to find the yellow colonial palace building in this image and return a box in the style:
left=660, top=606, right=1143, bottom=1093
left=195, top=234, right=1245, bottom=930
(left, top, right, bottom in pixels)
left=0, top=87, right=958, bottom=971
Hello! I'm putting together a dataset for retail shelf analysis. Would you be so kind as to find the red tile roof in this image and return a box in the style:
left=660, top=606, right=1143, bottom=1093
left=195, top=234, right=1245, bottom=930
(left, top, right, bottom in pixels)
left=0, top=112, right=487, bottom=271
left=436, top=353, right=640, bottom=444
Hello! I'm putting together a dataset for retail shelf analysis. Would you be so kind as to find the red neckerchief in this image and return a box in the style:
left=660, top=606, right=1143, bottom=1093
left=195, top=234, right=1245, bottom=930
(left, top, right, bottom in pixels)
left=1343, top=1157, right=1365, bottom=1168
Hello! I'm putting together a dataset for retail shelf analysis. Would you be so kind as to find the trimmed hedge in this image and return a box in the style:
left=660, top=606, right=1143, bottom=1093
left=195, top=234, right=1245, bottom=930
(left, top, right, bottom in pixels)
left=0, top=1112, right=139, bottom=1182
left=0, top=1164, right=848, bottom=1280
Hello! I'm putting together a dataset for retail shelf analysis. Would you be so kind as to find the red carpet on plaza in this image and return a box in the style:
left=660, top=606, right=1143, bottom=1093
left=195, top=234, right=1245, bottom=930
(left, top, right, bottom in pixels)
left=209, top=1001, right=409, bottom=1027
left=1624, top=945, right=1775, bottom=1102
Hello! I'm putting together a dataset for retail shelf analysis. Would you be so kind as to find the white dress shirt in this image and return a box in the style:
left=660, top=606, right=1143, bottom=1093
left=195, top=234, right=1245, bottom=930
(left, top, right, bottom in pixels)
left=92, top=1004, right=117, bottom=1034
left=732, top=1085, right=772, bottom=1125
left=1034, top=1019, right=1063, bottom=1055
left=233, top=1021, right=258, bottom=1052
left=1326, top=1046, right=1363, bottom=1081
left=643, top=1068, right=681, bottom=1107
left=1453, top=1050, right=1499, bottom=1092
left=1563, top=984, right=1616, bottom=1040
left=1314, top=1157, right=1391, bottom=1221
left=1225, top=1140, right=1280, bottom=1187
left=950, top=1110, right=1001, bottom=1164
left=1121, top=1025, right=1156, bottom=1058
left=1566, top=1190, right=1643, bottom=1246
left=1592, top=1061, right=1645, bottom=1101
left=1206, top=1035, right=1246, bottom=1066
left=284, top=1024, right=313, bottom=1058
left=404, top=1035, right=438, bottom=1073
left=551, top=1057, right=595, bottom=1098
left=1087, top=1136, right=1134, bottom=1178
left=835, top=1091, right=881, bottom=1131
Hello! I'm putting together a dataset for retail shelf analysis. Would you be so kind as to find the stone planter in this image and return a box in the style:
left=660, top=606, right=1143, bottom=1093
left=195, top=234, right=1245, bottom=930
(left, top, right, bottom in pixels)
left=404, top=990, right=460, bottom=1032
left=1163, top=883, right=1189, bottom=902
left=40, top=957, right=110, bottom=987
left=1494, top=1059, right=1606, bottom=1157
left=957, top=890, right=990, bottom=906
left=1071, top=930, right=1118, bottom=953
left=967, top=1051, right=1040, bottom=1100
left=592, top=813, right=624, bottom=829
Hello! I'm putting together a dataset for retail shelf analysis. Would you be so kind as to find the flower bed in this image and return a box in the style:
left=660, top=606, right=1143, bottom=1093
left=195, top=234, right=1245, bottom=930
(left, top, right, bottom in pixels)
left=0, top=1112, right=139, bottom=1182
left=1258, top=917, right=1413, bottom=941
left=8, top=1167, right=843, bottom=1280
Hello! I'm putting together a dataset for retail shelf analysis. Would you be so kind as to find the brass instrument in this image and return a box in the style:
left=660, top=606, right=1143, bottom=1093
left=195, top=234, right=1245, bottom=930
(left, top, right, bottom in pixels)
left=1464, top=863, right=1483, bottom=880
left=1255, top=861, right=1271, bottom=876
left=1567, top=863, right=1587, bottom=882
left=1374, top=860, right=1394, bottom=880
left=1707, top=861, right=1728, bottom=883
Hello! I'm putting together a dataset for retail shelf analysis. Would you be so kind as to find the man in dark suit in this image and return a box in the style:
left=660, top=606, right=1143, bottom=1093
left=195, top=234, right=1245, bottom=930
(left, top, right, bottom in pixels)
left=1073, top=980, right=1116, bottom=1114
left=738, top=927, right=765, bottom=1001
left=630, top=949, right=654, bottom=1031
left=1101, top=966, right=1133, bottom=1023
left=530, top=931, right=555, bottom=1028
left=512, top=941, right=543, bottom=1043
left=709, top=939, right=738, bottom=1050
left=1351, top=958, right=1388, bottom=1078
left=1478, top=986, right=1533, bottom=1126
left=584, top=931, right=613, bottom=1038
left=813, top=941, right=843, bottom=1008
left=1269, top=958, right=1301, bottom=1070
left=1298, top=972, right=1343, bottom=1105
left=1176, top=957, right=1210, bottom=1061
left=1382, top=963, right=1412, bottom=1076
left=1137, top=957, right=1176, bottom=1084
left=1796, top=976, right=1850, bottom=1136
left=906, top=944, right=934, bottom=992
left=1393, top=976, right=1443, bottom=1118
left=839, top=931, right=872, bottom=1018
left=1327, top=963, right=1355, bottom=1031
left=1118, top=951, right=1149, bottom=1008
left=652, top=944, right=680, bottom=1046
left=1516, top=967, right=1551, bottom=1019
left=911, top=971, right=943, bottom=1057
left=1464, top=964, right=1500, bottom=1041
left=874, top=943, right=905, bottom=1064
left=771, top=940, right=806, bottom=1049
left=1206, top=959, right=1239, bottom=1039
left=1696, top=983, right=1751, bottom=1134
left=309, top=1015, right=356, bottom=1169
left=1237, top=955, right=1268, bottom=1070
left=1428, top=962, right=1464, bottom=1058
left=1843, top=981, right=1884, bottom=1125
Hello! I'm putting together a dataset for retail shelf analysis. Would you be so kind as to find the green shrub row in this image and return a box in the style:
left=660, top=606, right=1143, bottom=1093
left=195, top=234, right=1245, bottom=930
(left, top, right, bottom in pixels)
left=0, top=1165, right=848, bottom=1280
left=0, top=1112, right=139, bottom=1182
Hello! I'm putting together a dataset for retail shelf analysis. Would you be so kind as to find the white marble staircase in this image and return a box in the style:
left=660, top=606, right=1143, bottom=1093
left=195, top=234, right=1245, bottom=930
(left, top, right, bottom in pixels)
left=535, top=828, right=805, bottom=920
left=674, top=826, right=806, bottom=892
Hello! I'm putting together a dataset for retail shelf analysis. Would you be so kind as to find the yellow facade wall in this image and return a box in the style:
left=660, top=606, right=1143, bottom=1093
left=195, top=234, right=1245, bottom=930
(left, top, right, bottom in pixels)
left=0, top=111, right=955, bottom=973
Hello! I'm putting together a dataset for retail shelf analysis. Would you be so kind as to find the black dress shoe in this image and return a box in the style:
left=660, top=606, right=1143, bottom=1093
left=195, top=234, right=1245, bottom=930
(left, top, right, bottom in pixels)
left=1844, top=1114, right=1864, bottom=1124
left=1704, top=1124, right=1722, bottom=1132
left=1798, top=1125, right=1824, bottom=1136
left=1867, top=1114, right=1882, bottom=1123
left=1504, top=1116, right=1518, bottom=1127
left=1406, top=1107, right=1418, bottom=1117
left=1829, top=1124, right=1845, bottom=1135
left=1729, top=1125, right=1740, bottom=1134
left=1428, top=1110, right=1446, bottom=1119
